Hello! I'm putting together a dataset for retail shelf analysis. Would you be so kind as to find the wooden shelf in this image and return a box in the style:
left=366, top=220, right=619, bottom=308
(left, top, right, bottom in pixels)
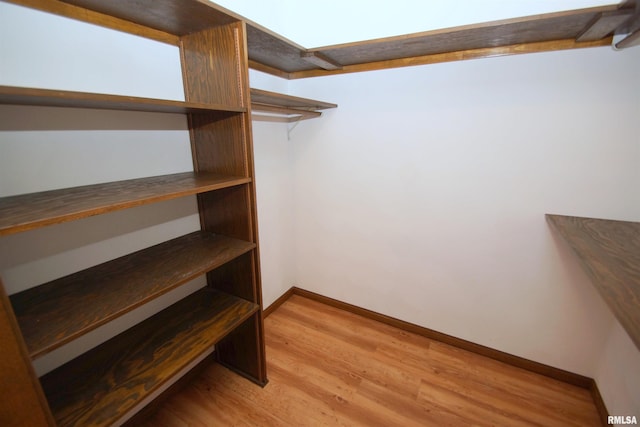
left=547, top=214, right=640, bottom=351
left=251, top=88, right=336, bottom=111
left=11, top=231, right=255, bottom=359
left=250, top=88, right=337, bottom=123
left=244, top=5, right=632, bottom=79
left=0, top=85, right=246, bottom=114
left=59, top=0, right=239, bottom=36
left=0, top=172, right=251, bottom=236
left=40, top=288, right=259, bottom=427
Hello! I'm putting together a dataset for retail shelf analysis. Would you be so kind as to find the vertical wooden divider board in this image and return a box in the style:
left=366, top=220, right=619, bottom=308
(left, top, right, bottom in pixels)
left=0, top=282, right=55, bottom=427
left=180, top=22, right=267, bottom=385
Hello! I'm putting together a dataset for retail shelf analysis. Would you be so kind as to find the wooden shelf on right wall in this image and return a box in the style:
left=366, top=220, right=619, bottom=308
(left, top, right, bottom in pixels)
left=546, top=214, right=640, bottom=351
left=250, top=88, right=337, bottom=123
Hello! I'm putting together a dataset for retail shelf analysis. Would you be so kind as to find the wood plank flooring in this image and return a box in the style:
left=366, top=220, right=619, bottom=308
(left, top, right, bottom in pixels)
left=137, top=294, right=601, bottom=426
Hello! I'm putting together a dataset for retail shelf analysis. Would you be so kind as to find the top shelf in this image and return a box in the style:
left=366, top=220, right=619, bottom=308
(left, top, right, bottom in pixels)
left=546, top=214, right=640, bottom=351
left=0, top=85, right=245, bottom=114
left=244, top=4, right=635, bottom=78
left=60, top=0, right=240, bottom=36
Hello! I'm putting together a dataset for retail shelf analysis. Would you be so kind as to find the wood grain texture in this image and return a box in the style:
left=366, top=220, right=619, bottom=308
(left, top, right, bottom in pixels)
left=181, top=24, right=243, bottom=107
left=290, top=287, right=594, bottom=388
left=290, top=38, right=612, bottom=79
left=250, top=88, right=337, bottom=110
left=248, top=59, right=292, bottom=80
left=40, top=288, right=258, bottom=427
left=59, top=0, right=238, bottom=36
left=273, top=290, right=607, bottom=422
left=300, top=51, right=343, bottom=70
left=250, top=113, right=303, bottom=123
left=0, top=85, right=334, bottom=121
left=251, top=103, right=322, bottom=122
left=0, top=282, right=55, bottom=427
left=138, top=295, right=602, bottom=426
left=250, top=88, right=336, bottom=122
left=183, top=21, right=268, bottom=386
left=120, top=354, right=219, bottom=427
left=262, top=286, right=295, bottom=318
left=245, top=23, right=315, bottom=74
left=182, top=24, right=250, bottom=177
left=197, top=185, right=253, bottom=242
left=247, top=5, right=621, bottom=78
left=11, top=231, right=255, bottom=359
left=250, top=103, right=321, bottom=118
left=0, top=172, right=250, bottom=236
left=0, top=85, right=246, bottom=114
left=547, top=214, right=640, bottom=351
left=310, top=7, right=612, bottom=65
left=207, top=252, right=256, bottom=302
left=189, top=113, right=249, bottom=177
left=216, top=312, right=268, bottom=386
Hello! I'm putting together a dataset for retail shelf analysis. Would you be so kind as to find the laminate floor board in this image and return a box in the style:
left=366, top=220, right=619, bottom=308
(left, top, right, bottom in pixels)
left=137, top=294, right=601, bottom=426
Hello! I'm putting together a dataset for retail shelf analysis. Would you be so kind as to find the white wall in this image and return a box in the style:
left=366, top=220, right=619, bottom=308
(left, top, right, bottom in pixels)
left=249, top=70, right=297, bottom=307
left=287, top=45, right=640, bottom=417
left=596, top=323, right=640, bottom=420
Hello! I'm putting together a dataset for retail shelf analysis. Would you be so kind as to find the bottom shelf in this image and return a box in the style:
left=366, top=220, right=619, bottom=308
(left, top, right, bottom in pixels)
left=39, top=288, right=259, bottom=427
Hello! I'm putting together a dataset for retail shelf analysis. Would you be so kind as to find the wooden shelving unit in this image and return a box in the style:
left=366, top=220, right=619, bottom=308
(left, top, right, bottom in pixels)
left=0, top=1, right=267, bottom=426
left=250, top=88, right=337, bottom=123
left=547, top=214, right=640, bottom=351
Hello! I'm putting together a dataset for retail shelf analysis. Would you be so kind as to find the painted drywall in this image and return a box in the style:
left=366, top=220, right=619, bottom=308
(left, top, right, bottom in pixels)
left=249, top=70, right=298, bottom=308
left=287, top=45, right=640, bottom=417
left=252, top=120, right=297, bottom=307
left=0, top=3, right=184, bottom=100
left=596, top=322, right=640, bottom=420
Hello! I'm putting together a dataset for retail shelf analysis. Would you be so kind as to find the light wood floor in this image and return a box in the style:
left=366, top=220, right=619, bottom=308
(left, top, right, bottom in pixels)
left=138, top=294, right=601, bottom=426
